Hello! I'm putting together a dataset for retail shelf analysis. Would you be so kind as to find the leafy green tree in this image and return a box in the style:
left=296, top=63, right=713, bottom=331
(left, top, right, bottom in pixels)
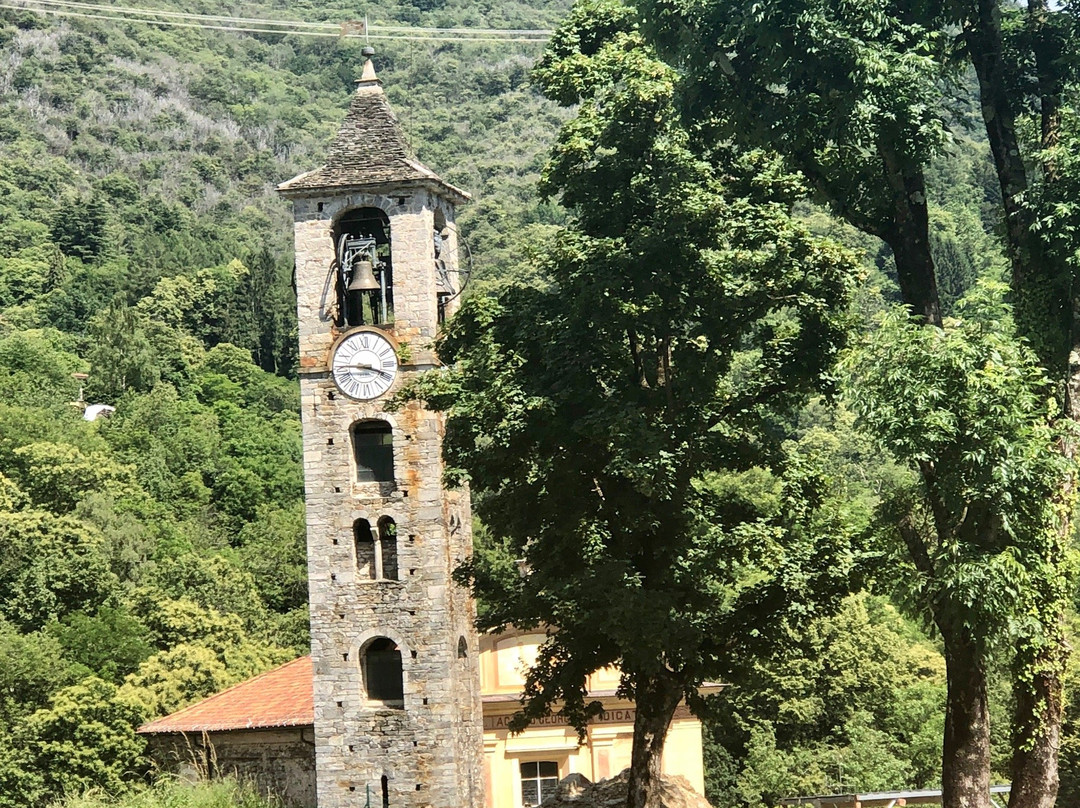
left=47, top=607, right=154, bottom=683
left=11, top=442, right=138, bottom=514
left=401, top=5, right=859, bottom=806
left=0, top=741, right=43, bottom=808
left=199, top=343, right=299, bottom=414
left=0, top=619, right=76, bottom=725
left=0, top=472, right=26, bottom=512
left=119, top=644, right=234, bottom=718
left=0, top=509, right=117, bottom=631
left=85, top=300, right=160, bottom=402
left=635, top=0, right=1080, bottom=802
left=705, top=594, right=945, bottom=806
left=143, top=554, right=269, bottom=635
left=50, top=194, right=111, bottom=263
left=98, top=384, right=222, bottom=509
left=21, top=677, right=147, bottom=802
left=238, top=247, right=298, bottom=376
left=0, top=328, right=84, bottom=408
left=127, top=591, right=245, bottom=653
left=237, top=503, right=308, bottom=615
left=73, top=494, right=157, bottom=586
left=845, top=285, right=1070, bottom=803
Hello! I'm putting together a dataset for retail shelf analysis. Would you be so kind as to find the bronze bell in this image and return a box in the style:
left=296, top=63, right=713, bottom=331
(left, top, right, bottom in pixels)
left=347, top=260, right=380, bottom=292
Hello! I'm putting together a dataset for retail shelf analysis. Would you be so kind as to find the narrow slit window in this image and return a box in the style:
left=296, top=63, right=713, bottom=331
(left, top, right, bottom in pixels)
left=354, top=519, right=375, bottom=580
left=378, top=516, right=398, bottom=581
left=353, top=420, right=394, bottom=483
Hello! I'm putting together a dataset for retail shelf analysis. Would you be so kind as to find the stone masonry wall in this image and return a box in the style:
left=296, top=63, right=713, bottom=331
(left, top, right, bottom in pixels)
left=146, top=729, right=317, bottom=808
left=291, top=186, right=484, bottom=808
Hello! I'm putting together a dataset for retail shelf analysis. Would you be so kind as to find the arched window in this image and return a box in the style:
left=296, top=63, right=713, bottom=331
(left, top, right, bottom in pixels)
left=354, top=519, right=375, bottom=580
left=378, top=516, right=398, bottom=581
left=362, top=637, right=404, bottom=706
left=334, top=207, right=393, bottom=327
left=457, top=636, right=468, bottom=659
left=353, top=420, right=394, bottom=483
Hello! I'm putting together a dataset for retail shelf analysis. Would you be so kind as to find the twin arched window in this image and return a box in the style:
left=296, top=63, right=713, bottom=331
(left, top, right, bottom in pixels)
left=354, top=517, right=398, bottom=580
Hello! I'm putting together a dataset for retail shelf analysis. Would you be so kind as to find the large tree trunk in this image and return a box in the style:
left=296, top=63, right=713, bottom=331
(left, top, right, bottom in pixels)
left=1010, top=624, right=1067, bottom=808
left=941, top=630, right=993, bottom=808
left=1009, top=408, right=1073, bottom=808
left=965, top=4, right=1070, bottom=806
left=881, top=155, right=943, bottom=327
left=626, top=670, right=683, bottom=808
left=966, top=0, right=1034, bottom=286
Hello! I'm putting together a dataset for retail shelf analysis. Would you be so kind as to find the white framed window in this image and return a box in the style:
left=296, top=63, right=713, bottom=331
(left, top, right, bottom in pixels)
left=519, top=761, right=559, bottom=808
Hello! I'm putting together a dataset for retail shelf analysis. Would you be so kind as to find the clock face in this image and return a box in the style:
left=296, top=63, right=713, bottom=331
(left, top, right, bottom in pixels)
left=331, top=330, right=398, bottom=400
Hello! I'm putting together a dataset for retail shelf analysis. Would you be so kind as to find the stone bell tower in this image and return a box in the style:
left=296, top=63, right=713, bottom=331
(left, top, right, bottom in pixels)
left=277, top=49, right=483, bottom=808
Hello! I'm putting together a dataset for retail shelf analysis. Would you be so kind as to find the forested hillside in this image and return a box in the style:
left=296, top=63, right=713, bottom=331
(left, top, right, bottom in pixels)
left=0, top=2, right=567, bottom=804
left=0, top=1, right=1073, bottom=808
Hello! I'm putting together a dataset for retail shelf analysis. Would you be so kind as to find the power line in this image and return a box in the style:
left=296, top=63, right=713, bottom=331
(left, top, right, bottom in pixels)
left=23, top=0, right=337, bottom=28
left=0, top=0, right=551, bottom=41
left=371, top=23, right=552, bottom=35
left=0, top=3, right=346, bottom=36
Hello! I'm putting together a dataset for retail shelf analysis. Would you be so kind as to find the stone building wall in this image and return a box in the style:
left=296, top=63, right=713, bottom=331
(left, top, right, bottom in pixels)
left=291, top=185, right=483, bottom=808
left=146, top=729, right=316, bottom=808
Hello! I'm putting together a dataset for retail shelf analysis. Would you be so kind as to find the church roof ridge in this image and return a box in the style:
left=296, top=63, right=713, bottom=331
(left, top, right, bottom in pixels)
left=136, top=656, right=314, bottom=734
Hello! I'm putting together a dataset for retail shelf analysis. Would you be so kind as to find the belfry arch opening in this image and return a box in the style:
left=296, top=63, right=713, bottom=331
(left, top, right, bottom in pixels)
left=361, top=637, right=404, bottom=706
left=334, top=207, right=393, bottom=327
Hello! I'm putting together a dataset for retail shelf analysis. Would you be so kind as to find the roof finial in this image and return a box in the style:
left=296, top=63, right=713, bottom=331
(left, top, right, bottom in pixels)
left=358, top=46, right=379, bottom=86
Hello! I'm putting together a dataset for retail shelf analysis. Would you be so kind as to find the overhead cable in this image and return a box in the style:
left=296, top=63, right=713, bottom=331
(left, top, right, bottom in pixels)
left=21, top=0, right=338, bottom=28
left=1, top=0, right=551, bottom=41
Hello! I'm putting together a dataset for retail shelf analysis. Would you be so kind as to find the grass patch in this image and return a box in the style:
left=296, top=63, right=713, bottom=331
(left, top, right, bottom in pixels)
left=52, top=777, right=283, bottom=808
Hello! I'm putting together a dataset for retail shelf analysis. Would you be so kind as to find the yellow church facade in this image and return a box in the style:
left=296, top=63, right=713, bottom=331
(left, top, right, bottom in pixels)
left=479, top=629, right=711, bottom=808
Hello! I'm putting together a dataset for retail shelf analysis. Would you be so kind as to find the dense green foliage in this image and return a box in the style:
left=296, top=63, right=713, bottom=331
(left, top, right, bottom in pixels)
left=704, top=594, right=946, bottom=806
left=630, top=0, right=1080, bottom=805
left=3, top=0, right=1074, bottom=806
left=846, top=284, right=1069, bottom=653
left=0, top=327, right=304, bottom=806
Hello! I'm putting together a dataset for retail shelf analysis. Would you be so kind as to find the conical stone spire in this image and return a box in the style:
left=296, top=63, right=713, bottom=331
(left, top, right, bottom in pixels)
left=277, top=48, right=467, bottom=201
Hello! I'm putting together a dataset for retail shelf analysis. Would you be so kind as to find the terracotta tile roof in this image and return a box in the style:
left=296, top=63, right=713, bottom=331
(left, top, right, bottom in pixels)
left=277, top=82, right=469, bottom=203
left=137, top=656, right=314, bottom=734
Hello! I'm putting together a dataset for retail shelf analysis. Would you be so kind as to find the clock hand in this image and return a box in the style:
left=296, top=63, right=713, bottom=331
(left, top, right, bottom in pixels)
left=348, top=362, right=393, bottom=379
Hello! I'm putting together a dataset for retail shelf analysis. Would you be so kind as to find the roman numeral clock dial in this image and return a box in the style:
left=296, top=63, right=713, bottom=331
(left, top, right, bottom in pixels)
left=331, top=329, right=399, bottom=400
